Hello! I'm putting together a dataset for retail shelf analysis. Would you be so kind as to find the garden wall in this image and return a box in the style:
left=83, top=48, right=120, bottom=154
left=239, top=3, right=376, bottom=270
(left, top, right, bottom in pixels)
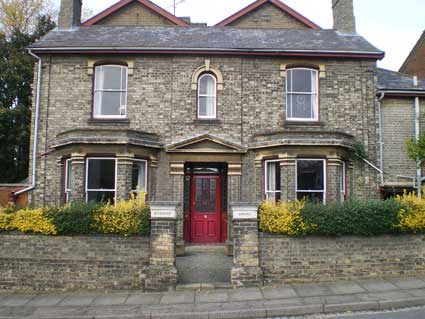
left=0, top=234, right=150, bottom=291
left=260, top=233, right=425, bottom=284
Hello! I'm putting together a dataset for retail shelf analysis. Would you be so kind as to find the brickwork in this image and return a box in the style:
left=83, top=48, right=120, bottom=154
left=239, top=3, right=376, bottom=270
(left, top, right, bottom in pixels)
left=95, top=1, right=175, bottom=27
left=58, top=0, right=81, bottom=29
left=260, top=233, right=425, bottom=284
left=228, top=3, right=309, bottom=29
left=280, top=160, right=296, bottom=201
left=332, top=0, right=356, bottom=33
left=327, top=160, right=342, bottom=203
left=116, top=155, right=134, bottom=200
left=69, top=153, right=85, bottom=202
left=400, top=32, right=425, bottom=79
left=0, top=234, right=150, bottom=291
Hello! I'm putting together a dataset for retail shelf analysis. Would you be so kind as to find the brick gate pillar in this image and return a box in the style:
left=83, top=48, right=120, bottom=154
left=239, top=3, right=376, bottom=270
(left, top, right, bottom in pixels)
left=230, top=203, right=263, bottom=288
left=69, top=153, right=85, bottom=202
left=116, top=153, right=134, bottom=201
left=145, top=202, right=179, bottom=292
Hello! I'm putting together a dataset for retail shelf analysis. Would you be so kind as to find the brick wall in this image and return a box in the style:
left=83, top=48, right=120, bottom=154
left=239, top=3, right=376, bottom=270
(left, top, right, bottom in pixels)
left=0, top=234, right=150, bottom=291
left=228, top=3, right=309, bottom=29
left=260, top=233, right=425, bottom=284
left=0, top=185, right=28, bottom=208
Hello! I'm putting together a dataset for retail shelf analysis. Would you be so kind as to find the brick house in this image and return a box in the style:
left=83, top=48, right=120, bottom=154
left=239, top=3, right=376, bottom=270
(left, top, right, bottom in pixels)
left=25, top=0, right=387, bottom=246
left=399, top=31, right=425, bottom=80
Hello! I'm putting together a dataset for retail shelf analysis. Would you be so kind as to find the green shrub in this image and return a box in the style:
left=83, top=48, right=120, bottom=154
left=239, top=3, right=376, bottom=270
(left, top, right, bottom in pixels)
left=301, top=199, right=400, bottom=236
left=47, top=202, right=101, bottom=235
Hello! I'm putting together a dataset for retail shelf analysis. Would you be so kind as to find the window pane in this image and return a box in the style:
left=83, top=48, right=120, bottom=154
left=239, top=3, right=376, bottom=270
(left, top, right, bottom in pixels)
left=132, top=162, right=146, bottom=191
left=291, top=69, right=312, bottom=92
left=297, top=192, right=323, bottom=203
left=297, top=160, right=324, bottom=191
left=87, top=159, right=116, bottom=190
left=94, top=91, right=121, bottom=116
left=97, top=66, right=123, bottom=90
left=199, top=96, right=215, bottom=117
left=65, top=160, right=71, bottom=190
left=87, top=191, right=115, bottom=204
left=199, top=74, right=216, bottom=95
left=290, top=93, right=312, bottom=118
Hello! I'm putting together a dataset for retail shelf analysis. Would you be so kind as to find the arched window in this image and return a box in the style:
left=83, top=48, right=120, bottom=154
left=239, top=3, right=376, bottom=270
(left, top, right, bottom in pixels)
left=286, top=68, right=318, bottom=121
left=197, top=73, right=217, bottom=119
left=93, top=65, right=128, bottom=119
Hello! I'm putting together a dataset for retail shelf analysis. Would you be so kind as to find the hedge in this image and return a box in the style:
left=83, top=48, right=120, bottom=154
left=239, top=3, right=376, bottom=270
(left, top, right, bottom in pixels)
left=259, top=192, right=425, bottom=236
left=0, top=194, right=150, bottom=236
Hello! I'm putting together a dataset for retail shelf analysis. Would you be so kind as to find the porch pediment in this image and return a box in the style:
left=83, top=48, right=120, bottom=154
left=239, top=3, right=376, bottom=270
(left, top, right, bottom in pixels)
left=165, top=134, right=247, bottom=154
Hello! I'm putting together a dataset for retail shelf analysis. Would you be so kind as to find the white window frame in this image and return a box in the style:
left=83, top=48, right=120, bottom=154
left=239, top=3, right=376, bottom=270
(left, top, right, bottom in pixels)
left=93, top=65, right=128, bottom=119
left=296, top=159, right=327, bottom=204
left=286, top=68, right=319, bottom=122
left=264, top=159, right=281, bottom=201
left=340, top=161, right=346, bottom=203
left=85, top=157, right=118, bottom=203
left=64, top=158, right=71, bottom=204
left=197, top=73, right=217, bottom=119
left=132, top=159, right=148, bottom=193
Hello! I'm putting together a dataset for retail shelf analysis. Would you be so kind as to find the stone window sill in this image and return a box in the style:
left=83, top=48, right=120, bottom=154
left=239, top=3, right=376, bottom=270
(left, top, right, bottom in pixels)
left=284, top=121, right=325, bottom=127
left=193, top=119, right=222, bottom=125
left=88, top=118, right=130, bottom=125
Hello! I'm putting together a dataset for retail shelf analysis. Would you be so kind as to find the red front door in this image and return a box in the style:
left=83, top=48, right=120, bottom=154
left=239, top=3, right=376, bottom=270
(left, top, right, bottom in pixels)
left=190, top=175, right=221, bottom=244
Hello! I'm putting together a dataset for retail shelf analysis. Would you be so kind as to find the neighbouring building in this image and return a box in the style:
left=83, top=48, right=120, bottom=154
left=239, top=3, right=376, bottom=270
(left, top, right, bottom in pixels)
left=24, top=0, right=422, bottom=248
left=399, top=31, right=425, bottom=80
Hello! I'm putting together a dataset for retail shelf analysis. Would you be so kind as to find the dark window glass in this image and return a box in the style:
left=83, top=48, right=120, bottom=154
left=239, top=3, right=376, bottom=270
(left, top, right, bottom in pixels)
left=87, top=159, right=116, bottom=190
left=87, top=191, right=115, bottom=204
left=297, top=160, right=324, bottom=191
left=297, top=192, right=324, bottom=203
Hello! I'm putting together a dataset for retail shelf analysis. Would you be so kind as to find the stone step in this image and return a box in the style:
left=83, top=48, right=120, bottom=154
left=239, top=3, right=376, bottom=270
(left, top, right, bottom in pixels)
left=184, top=244, right=227, bottom=253
left=176, top=282, right=232, bottom=291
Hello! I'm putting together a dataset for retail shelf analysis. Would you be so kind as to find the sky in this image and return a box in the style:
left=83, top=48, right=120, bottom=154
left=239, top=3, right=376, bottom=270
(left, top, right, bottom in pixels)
left=53, top=0, right=425, bottom=71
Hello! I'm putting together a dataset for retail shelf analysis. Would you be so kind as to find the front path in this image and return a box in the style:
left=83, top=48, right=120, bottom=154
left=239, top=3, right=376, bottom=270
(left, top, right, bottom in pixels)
left=1, top=277, right=425, bottom=318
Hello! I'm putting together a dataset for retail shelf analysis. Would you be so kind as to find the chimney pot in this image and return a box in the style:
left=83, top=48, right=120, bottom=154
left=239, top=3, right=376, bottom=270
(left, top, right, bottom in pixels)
left=332, top=0, right=356, bottom=34
left=58, top=0, right=82, bottom=30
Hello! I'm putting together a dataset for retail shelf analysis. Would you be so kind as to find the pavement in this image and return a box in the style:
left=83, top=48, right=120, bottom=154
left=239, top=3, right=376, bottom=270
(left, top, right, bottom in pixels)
left=1, top=276, right=425, bottom=319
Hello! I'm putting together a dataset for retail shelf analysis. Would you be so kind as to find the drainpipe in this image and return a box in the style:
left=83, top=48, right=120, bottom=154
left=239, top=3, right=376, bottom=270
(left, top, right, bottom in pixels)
left=414, top=75, right=421, bottom=198
left=377, top=92, right=385, bottom=186
left=14, top=50, right=42, bottom=197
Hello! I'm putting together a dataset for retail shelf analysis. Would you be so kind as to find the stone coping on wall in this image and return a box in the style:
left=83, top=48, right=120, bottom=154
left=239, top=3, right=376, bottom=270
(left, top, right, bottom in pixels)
left=259, top=232, right=425, bottom=284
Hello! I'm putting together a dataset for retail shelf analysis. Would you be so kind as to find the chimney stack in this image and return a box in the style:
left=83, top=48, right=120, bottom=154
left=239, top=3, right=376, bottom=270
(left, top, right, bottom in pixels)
left=332, top=0, right=356, bottom=34
left=58, top=0, right=82, bottom=30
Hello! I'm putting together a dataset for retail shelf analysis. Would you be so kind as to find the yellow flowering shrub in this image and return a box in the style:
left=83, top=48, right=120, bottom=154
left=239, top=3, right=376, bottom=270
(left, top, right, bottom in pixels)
left=258, top=200, right=311, bottom=236
left=11, top=208, right=57, bottom=235
left=396, top=192, right=425, bottom=233
left=0, top=211, right=14, bottom=231
left=92, top=193, right=150, bottom=236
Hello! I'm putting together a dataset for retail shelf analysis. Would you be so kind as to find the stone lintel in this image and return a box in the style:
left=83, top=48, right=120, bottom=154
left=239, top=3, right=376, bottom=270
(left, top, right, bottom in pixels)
left=70, top=152, right=85, bottom=164
left=150, top=201, right=180, bottom=220
left=230, top=203, right=259, bottom=220
left=170, top=162, right=185, bottom=175
left=228, top=163, right=242, bottom=176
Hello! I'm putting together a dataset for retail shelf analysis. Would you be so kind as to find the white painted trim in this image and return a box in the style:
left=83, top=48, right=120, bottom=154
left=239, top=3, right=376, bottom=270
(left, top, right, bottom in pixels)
left=131, top=159, right=148, bottom=193
left=286, top=68, right=319, bottom=122
left=64, top=159, right=71, bottom=203
left=197, top=73, right=217, bottom=119
left=264, top=159, right=282, bottom=200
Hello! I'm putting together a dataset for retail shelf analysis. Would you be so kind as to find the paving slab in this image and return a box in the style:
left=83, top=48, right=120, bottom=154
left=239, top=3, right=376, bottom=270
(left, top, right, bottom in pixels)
left=261, top=286, right=297, bottom=300
left=390, top=277, right=425, bottom=289
left=359, top=280, right=398, bottom=292
left=126, top=293, right=162, bottom=305
left=160, top=291, right=195, bottom=304
left=91, top=294, right=128, bottom=306
left=294, top=283, right=332, bottom=297
left=368, top=290, right=413, bottom=301
left=407, top=288, right=425, bottom=297
left=325, top=294, right=362, bottom=305
left=327, top=282, right=366, bottom=295
left=59, top=295, right=96, bottom=306
left=195, top=290, right=229, bottom=303
left=227, top=288, right=263, bottom=301
left=0, top=295, right=34, bottom=306
left=27, top=295, right=66, bottom=307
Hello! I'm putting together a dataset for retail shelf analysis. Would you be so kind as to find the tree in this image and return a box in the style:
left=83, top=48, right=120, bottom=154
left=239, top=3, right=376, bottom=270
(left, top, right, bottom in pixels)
left=406, top=134, right=425, bottom=198
left=0, top=15, right=55, bottom=183
left=0, top=0, right=54, bottom=36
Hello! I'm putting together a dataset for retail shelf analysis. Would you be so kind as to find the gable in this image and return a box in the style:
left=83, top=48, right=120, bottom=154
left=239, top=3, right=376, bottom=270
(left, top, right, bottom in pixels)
left=400, top=32, right=425, bottom=80
left=83, top=0, right=189, bottom=27
left=215, top=0, right=320, bottom=29
left=227, top=2, right=308, bottom=29
left=166, top=135, right=247, bottom=154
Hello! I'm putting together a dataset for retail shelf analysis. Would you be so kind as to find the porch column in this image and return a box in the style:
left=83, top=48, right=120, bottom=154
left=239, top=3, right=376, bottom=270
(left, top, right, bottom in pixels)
left=145, top=202, right=179, bottom=292
left=69, top=153, right=85, bottom=202
left=280, top=155, right=296, bottom=201
left=116, top=153, right=134, bottom=201
left=327, top=157, right=343, bottom=203
left=170, top=162, right=185, bottom=255
left=230, top=203, right=263, bottom=288
left=227, top=163, right=242, bottom=255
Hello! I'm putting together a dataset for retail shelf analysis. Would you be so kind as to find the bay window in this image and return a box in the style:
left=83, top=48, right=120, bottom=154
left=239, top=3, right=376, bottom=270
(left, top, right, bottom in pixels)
left=296, top=159, right=326, bottom=203
left=198, top=73, right=217, bottom=119
left=286, top=68, right=318, bottom=121
left=132, top=160, right=147, bottom=193
left=340, top=161, right=346, bottom=202
left=64, top=159, right=71, bottom=203
left=265, top=160, right=281, bottom=202
left=86, top=158, right=117, bottom=203
left=93, top=65, right=128, bottom=118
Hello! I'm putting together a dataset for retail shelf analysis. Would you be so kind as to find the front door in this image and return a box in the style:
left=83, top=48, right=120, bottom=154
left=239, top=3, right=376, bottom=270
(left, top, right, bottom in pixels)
left=190, top=175, right=221, bottom=244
